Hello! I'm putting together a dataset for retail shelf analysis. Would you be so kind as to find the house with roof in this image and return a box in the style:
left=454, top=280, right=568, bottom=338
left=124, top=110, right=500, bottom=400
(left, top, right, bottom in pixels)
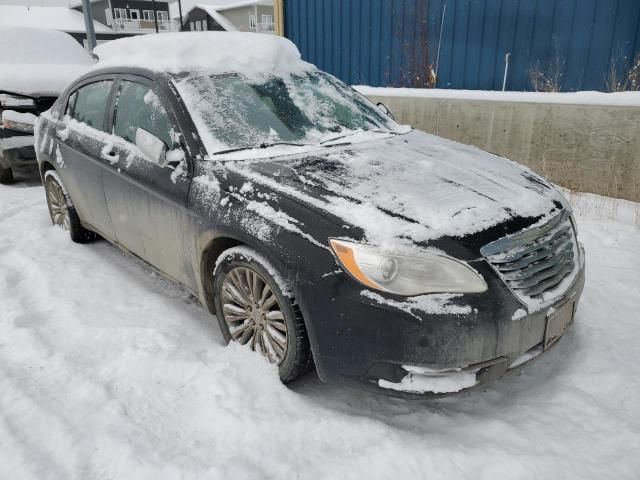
left=70, top=0, right=179, bottom=33
left=179, top=1, right=275, bottom=34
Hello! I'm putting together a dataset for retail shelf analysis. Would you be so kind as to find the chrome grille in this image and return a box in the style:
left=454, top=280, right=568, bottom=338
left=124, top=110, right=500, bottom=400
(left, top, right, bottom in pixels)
left=481, top=211, right=577, bottom=302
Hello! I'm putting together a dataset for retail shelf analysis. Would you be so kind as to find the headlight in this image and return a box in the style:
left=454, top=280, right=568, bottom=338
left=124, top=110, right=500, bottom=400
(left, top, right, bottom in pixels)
left=329, top=239, right=487, bottom=296
left=1, top=110, right=36, bottom=133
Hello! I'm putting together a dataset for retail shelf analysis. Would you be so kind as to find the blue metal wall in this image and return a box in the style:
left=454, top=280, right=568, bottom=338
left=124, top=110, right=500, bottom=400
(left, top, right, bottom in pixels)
left=284, top=0, right=640, bottom=91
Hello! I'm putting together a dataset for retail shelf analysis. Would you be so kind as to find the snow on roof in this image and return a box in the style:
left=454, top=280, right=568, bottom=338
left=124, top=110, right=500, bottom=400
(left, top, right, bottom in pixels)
left=0, top=5, right=110, bottom=33
left=0, top=27, right=95, bottom=96
left=93, top=31, right=312, bottom=77
left=170, top=0, right=273, bottom=19
left=194, top=4, right=238, bottom=31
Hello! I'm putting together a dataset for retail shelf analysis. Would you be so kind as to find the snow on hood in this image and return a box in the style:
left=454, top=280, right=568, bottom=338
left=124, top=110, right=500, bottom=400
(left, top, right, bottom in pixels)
left=225, top=130, right=565, bottom=249
left=93, top=32, right=313, bottom=78
left=0, top=27, right=95, bottom=97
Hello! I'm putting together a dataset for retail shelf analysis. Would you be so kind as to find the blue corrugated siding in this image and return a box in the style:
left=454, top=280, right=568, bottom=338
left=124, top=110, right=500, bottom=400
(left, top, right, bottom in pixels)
left=284, top=0, right=640, bottom=91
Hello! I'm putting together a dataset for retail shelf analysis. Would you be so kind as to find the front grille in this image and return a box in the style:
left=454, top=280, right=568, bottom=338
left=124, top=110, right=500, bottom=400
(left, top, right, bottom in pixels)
left=480, top=211, right=578, bottom=303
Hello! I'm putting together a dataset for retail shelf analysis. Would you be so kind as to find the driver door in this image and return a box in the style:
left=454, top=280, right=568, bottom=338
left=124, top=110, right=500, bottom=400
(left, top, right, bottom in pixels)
left=101, top=76, right=194, bottom=288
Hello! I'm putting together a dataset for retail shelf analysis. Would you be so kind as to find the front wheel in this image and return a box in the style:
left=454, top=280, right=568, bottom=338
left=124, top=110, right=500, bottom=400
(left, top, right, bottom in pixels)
left=213, top=247, right=312, bottom=383
left=44, top=171, right=97, bottom=243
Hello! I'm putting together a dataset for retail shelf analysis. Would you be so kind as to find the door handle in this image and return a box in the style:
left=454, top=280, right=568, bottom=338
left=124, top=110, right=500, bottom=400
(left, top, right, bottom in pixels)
left=101, top=145, right=119, bottom=164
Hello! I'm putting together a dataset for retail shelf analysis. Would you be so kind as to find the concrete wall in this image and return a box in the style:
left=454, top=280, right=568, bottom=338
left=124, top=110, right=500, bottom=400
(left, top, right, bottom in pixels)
left=364, top=94, right=640, bottom=203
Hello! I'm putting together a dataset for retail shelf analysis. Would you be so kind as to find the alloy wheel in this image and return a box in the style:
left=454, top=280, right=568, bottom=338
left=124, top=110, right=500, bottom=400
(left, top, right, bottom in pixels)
left=221, top=266, right=288, bottom=365
left=47, top=180, right=71, bottom=230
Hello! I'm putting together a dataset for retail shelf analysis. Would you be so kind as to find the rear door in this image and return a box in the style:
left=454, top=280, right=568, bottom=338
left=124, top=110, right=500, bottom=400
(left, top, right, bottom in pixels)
left=101, top=76, right=195, bottom=287
left=55, top=78, right=117, bottom=239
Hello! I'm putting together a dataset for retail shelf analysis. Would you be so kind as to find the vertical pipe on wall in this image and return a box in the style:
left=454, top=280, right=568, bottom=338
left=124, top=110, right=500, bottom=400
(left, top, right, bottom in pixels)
left=502, top=52, right=511, bottom=90
left=435, top=4, right=447, bottom=87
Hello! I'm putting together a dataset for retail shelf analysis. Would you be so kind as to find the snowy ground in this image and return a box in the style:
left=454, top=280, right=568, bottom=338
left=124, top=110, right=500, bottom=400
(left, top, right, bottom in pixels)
left=1, top=169, right=639, bottom=479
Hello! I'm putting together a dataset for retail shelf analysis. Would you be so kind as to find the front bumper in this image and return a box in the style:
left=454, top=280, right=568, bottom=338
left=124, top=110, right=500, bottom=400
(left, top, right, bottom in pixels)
left=0, top=135, right=36, bottom=169
left=297, top=244, right=585, bottom=397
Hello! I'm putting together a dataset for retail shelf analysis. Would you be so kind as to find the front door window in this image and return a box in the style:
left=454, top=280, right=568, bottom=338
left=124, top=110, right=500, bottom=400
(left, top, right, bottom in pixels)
left=112, top=81, right=175, bottom=162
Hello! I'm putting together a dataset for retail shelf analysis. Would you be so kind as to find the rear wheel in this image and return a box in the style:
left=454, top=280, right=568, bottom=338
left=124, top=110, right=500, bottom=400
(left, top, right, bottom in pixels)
left=0, top=166, right=13, bottom=185
left=44, top=171, right=97, bottom=243
left=213, top=247, right=312, bottom=383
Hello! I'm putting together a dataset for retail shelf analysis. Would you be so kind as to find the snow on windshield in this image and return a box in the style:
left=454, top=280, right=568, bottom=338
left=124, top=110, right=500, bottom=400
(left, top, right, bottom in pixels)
left=174, top=71, right=403, bottom=155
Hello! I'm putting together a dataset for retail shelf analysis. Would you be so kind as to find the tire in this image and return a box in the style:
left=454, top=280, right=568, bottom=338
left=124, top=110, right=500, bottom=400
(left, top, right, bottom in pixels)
left=44, top=171, right=97, bottom=244
left=213, top=246, right=312, bottom=384
left=0, top=166, right=13, bottom=185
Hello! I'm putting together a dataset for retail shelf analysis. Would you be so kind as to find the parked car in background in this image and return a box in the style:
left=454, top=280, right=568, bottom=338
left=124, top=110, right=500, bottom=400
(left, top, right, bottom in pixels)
left=35, top=33, right=585, bottom=396
left=0, top=27, right=93, bottom=184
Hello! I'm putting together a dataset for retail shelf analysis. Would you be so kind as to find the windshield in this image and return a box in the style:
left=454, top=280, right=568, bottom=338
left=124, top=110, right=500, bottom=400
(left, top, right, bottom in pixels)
left=174, top=70, right=403, bottom=155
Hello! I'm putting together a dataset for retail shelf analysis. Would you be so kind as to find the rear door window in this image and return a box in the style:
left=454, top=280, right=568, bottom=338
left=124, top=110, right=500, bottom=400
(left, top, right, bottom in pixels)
left=68, top=80, right=113, bottom=131
left=112, top=80, right=174, bottom=150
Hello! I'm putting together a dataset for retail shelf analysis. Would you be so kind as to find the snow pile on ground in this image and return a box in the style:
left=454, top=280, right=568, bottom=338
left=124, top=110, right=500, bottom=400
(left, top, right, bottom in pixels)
left=94, top=32, right=312, bottom=78
left=0, top=27, right=95, bottom=97
left=355, top=85, right=640, bottom=107
left=0, top=177, right=639, bottom=479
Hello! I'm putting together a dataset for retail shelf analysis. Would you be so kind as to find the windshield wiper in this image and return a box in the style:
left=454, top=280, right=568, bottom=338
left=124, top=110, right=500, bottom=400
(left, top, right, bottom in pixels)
left=213, top=141, right=308, bottom=156
left=319, top=129, right=398, bottom=146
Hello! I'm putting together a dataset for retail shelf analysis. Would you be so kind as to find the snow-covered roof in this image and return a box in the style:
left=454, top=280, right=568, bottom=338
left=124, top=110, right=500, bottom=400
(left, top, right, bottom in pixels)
left=93, top=31, right=311, bottom=77
left=170, top=0, right=273, bottom=20
left=0, top=5, right=110, bottom=33
left=69, top=0, right=169, bottom=7
left=0, top=27, right=95, bottom=96
left=193, top=4, right=238, bottom=31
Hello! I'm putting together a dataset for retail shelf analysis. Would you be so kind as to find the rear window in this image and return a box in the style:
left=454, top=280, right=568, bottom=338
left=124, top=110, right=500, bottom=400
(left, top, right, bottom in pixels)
left=68, top=81, right=113, bottom=131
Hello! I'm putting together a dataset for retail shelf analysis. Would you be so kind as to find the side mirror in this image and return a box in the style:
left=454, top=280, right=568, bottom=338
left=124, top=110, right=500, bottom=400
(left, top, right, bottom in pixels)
left=135, top=128, right=167, bottom=166
left=376, top=102, right=395, bottom=120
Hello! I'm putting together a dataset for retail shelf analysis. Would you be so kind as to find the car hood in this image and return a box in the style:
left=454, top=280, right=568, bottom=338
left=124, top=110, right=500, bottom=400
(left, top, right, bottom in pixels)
left=223, top=130, right=566, bottom=249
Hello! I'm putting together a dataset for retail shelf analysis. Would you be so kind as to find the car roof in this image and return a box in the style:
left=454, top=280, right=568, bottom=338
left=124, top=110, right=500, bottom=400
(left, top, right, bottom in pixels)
left=92, top=31, right=313, bottom=79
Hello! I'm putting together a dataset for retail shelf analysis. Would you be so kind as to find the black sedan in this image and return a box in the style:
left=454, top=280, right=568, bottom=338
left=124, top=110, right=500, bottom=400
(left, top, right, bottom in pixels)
left=35, top=34, right=585, bottom=396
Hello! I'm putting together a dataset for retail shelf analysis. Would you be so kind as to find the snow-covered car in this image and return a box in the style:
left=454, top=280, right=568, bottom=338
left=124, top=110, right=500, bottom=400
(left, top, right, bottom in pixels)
left=34, top=33, right=585, bottom=396
left=0, top=27, right=94, bottom=184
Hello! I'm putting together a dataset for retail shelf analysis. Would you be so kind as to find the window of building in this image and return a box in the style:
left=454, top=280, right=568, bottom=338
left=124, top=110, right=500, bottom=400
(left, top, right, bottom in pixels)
left=190, top=21, right=195, bottom=31
left=113, top=8, right=128, bottom=20
left=113, top=81, right=174, bottom=151
left=262, top=14, right=273, bottom=29
left=68, top=81, right=114, bottom=132
left=157, top=11, right=169, bottom=22
left=249, top=14, right=257, bottom=29
left=200, top=20, right=207, bottom=31
left=143, top=10, right=155, bottom=21
left=105, top=8, right=113, bottom=25
left=129, top=9, right=140, bottom=20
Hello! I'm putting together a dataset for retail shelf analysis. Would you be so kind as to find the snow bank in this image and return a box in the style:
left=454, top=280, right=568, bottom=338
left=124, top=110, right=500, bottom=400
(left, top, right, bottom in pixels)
left=94, top=32, right=313, bottom=78
left=0, top=182, right=639, bottom=478
left=0, top=27, right=94, bottom=97
left=355, top=86, right=640, bottom=107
